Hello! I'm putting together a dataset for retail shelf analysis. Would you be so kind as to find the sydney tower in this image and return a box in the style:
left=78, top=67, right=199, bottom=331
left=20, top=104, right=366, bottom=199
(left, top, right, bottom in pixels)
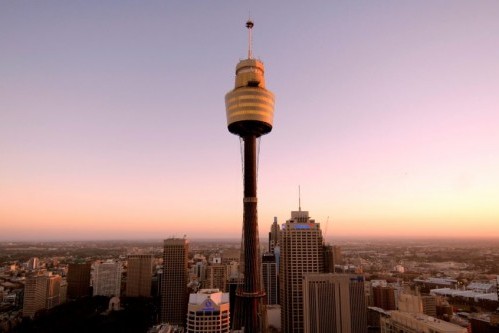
left=225, top=20, right=275, bottom=332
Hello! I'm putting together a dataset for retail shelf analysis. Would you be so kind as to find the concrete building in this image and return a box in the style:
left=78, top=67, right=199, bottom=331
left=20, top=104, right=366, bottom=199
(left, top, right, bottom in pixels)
left=67, top=262, right=91, bottom=299
left=269, top=217, right=281, bottom=252
left=303, top=273, right=367, bottom=333
left=45, top=274, right=62, bottom=309
left=372, top=286, right=397, bottom=311
left=380, top=311, right=467, bottom=333
left=262, top=252, right=278, bottom=305
left=186, top=289, right=230, bottom=333
left=93, top=260, right=122, bottom=297
left=161, top=238, right=189, bottom=326
left=23, top=273, right=62, bottom=318
left=203, top=264, right=227, bottom=292
left=398, top=293, right=437, bottom=317
left=126, top=254, right=153, bottom=297
left=23, top=275, right=48, bottom=318
left=280, top=209, right=324, bottom=333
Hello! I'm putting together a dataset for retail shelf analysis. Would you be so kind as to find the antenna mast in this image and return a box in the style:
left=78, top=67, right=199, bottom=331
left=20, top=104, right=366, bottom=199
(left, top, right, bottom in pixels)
left=299, top=185, right=301, bottom=211
left=246, top=19, right=254, bottom=59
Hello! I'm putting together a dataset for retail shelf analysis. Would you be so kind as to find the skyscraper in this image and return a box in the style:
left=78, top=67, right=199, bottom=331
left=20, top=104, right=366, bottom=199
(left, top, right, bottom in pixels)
left=93, top=260, right=122, bottom=297
left=23, top=275, right=48, bottom=318
left=204, top=264, right=227, bottom=292
left=67, top=262, right=91, bottom=299
left=262, top=252, right=278, bottom=305
left=303, top=273, right=368, bottom=333
left=22, top=273, right=62, bottom=318
left=160, top=237, right=189, bottom=326
left=126, top=254, right=153, bottom=297
left=225, top=20, right=275, bottom=333
left=269, top=217, right=281, bottom=252
left=280, top=209, right=324, bottom=333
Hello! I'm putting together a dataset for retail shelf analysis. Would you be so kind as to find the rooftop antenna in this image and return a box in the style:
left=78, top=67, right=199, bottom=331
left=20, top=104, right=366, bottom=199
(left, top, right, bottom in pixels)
left=246, top=19, right=254, bottom=59
left=299, top=185, right=301, bottom=211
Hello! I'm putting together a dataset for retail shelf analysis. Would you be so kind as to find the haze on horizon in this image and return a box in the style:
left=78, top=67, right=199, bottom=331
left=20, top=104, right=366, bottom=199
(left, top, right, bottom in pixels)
left=1, top=1, right=498, bottom=242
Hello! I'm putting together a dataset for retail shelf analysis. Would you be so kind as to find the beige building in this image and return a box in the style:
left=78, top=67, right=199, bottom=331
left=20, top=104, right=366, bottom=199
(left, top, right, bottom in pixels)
left=23, top=273, right=62, bottom=318
left=280, top=209, right=324, bottom=333
left=186, top=289, right=230, bottom=333
left=398, top=293, right=437, bottom=317
left=380, top=311, right=467, bottom=333
left=126, top=254, right=153, bottom=297
left=203, top=264, right=227, bottom=292
left=303, top=273, right=367, bottom=333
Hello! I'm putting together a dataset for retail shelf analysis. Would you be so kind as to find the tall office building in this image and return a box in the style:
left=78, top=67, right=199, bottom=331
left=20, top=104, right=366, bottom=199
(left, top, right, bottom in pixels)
left=93, top=260, right=122, bottom=297
left=23, top=275, right=48, bottom=318
left=269, top=217, right=281, bottom=252
left=160, top=237, right=189, bottom=326
left=23, top=273, right=62, bottom=318
left=67, top=262, right=91, bottom=299
left=224, top=20, right=275, bottom=333
left=280, top=209, right=324, bottom=333
left=45, top=274, right=62, bottom=309
left=204, top=264, right=227, bottom=292
left=126, top=254, right=153, bottom=297
left=303, top=273, right=368, bottom=333
left=186, top=289, right=230, bottom=333
left=372, top=286, right=397, bottom=311
left=262, top=252, right=278, bottom=305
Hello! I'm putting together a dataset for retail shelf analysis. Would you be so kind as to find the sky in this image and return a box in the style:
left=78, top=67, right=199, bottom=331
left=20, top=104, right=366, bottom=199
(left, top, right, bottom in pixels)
left=1, top=1, right=498, bottom=241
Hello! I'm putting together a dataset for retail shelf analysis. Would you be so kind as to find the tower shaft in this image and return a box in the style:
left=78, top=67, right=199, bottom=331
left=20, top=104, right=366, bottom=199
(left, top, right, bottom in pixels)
left=233, top=134, right=266, bottom=332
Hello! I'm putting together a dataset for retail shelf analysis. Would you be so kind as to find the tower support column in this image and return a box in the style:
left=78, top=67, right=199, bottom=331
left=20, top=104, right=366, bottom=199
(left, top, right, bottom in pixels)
left=232, top=134, right=266, bottom=332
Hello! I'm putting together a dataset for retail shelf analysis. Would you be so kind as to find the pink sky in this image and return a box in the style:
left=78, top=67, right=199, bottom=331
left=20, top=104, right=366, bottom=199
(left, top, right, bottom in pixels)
left=1, top=1, right=498, bottom=241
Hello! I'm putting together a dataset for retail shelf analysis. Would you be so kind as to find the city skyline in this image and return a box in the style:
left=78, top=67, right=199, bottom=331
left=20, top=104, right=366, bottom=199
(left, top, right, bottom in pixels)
left=1, top=1, right=499, bottom=241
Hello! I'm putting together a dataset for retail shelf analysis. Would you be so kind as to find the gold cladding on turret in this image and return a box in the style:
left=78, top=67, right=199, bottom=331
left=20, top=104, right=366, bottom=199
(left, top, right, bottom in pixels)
left=225, top=58, right=275, bottom=137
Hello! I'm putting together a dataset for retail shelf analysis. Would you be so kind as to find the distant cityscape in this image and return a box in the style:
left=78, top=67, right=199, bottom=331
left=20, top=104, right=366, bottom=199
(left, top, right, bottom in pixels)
left=1, top=221, right=498, bottom=332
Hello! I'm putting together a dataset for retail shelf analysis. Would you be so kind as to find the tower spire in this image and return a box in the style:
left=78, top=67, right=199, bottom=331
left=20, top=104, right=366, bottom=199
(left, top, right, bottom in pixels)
left=246, top=19, right=254, bottom=59
left=299, top=185, right=301, bottom=211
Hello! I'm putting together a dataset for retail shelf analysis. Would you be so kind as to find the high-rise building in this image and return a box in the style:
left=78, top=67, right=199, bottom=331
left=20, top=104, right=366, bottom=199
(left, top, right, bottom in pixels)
left=372, top=286, right=397, bottom=311
left=269, top=217, right=281, bottom=252
left=160, top=237, right=189, bottom=326
left=262, top=252, right=278, bottom=305
left=186, top=289, right=230, bottom=333
left=23, top=275, right=48, bottom=318
left=93, top=260, right=122, bottom=297
left=303, top=273, right=367, bottom=333
left=225, top=20, right=275, bottom=333
left=204, top=264, right=227, bottom=292
left=45, top=274, right=62, bottom=309
left=67, top=262, right=91, bottom=299
left=126, top=254, right=153, bottom=297
left=22, top=273, right=62, bottom=318
left=280, top=209, right=324, bottom=333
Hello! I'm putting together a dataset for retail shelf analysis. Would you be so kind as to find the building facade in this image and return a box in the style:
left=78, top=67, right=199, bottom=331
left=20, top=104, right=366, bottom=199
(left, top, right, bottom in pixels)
left=67, top=262, right=91, bottom=299
left=262, top=252, right=278, bottom=305
left=303, top=273, right=367, bottom=333
left=186, top=289, right=230, bottom=333
left=380, top=311, right=467, bottom=333
left=93, top=260, right=122, bottom=297
left=160, top=238, right=189, bottom=326
left=126, top=254, right=153, bottom=297
left=280, top=209, right=324, bottom=333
